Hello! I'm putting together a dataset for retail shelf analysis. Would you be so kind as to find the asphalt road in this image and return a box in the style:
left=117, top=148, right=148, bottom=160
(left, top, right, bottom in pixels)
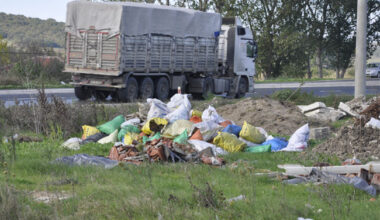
left=0, top=79, right=379, bottom=107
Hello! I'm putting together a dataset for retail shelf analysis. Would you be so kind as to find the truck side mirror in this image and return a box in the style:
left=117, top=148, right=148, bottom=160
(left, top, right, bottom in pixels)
left=237, top=26, right=246, bottom=36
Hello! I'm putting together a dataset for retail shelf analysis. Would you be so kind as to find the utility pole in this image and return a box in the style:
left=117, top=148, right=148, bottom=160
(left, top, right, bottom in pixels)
left=354, top=0, right=367, bottom=98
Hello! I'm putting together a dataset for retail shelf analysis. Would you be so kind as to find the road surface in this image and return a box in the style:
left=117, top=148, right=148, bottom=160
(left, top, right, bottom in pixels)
left=0, top=79, right=379, bottom=107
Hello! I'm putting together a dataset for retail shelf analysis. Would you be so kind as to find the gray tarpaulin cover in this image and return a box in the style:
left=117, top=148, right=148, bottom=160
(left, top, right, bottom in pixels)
left=54, top=154, right=118, bottom=169
left=66, top=1, right=221, bottom=38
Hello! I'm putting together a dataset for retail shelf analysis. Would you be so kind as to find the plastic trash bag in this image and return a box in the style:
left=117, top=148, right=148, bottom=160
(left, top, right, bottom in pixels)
left=245, top=145, right=271, bottom=153
left=165, top=104, right=190, bottom=123
left=222, top=124, right=242, bottom=137
left=147, top=98, right=170, bottom=120
left=190, top=109, right=202, bottom=118
left=239, top=121, right=266, bottom=144
left=167, top=94, right=191, bottom=112
left=189, top=128, right=203, bottom=140
left=256, top=127, right=269, bottom=138
left=163, top=119, right=193, bottom=138
left=118, top=125, right=140, bottom=141
left=82, top=133, right=107, bottom=144
left=219, top=120, right=233, bottom=128
left=173, top=130, right=188, bottom=144
left=213, top=132, right=246, bottom=152
left=123, top=132, right=140, bottom=145
left=97, top=115, right=125, bottom=134
left=142, top=118, right=168, bottom=135
left=97, top=129, right=118, bottom=144
left=143, top=132, right=161, bottom=144
left=121, top=117, right=140, bottom=128
left=202, top=105, right=224, bottom=123
left=365, top=117, right=380, bottom=129
left=192, top=120, right=223, bottom=142
left=81, top=125, right=100, bottom=140
left=262, top=138, right=288, bottom=152
left=54, top=154, right=118, bottom=169
left=190, top=115, right=202, bottom=124
left=281, top=124, right=309, bottom=152
left=238, top=137, right=260, bottom=147
left=188, top=139, right=228, bottom=156
left=61, top=137, right=82, bottom=150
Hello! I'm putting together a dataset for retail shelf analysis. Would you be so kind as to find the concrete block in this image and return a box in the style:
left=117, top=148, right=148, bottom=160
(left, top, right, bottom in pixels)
left=309, top=127, right=331, bottom=140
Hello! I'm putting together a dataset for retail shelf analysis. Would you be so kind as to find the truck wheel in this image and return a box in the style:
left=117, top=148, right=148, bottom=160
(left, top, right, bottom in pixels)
left=118, top=77, right=138, bottom=102
left=202, top=78, right=214, bottom=99
left=74, top=86, right=91, bottom=100
left=155, top=77, right=169, bottom=100
left=236, top=77, right=248, bottom=98
left=139, top=77, right=154, bottom=99
left=94, top=90, right=109, bottom=101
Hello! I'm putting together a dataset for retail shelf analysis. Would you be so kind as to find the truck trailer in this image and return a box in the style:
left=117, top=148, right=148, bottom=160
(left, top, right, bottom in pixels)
left=64, top=1, right=257, bottom=101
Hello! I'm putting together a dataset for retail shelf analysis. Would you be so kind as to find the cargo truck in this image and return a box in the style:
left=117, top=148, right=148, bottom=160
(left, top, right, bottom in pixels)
left=64, top=1, right=257, bottom=101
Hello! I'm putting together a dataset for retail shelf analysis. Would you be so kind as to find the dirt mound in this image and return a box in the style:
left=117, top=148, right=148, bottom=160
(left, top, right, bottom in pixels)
left=216, top=98, right=307, bottom=136
left=311, top=126, right=380, bottom=161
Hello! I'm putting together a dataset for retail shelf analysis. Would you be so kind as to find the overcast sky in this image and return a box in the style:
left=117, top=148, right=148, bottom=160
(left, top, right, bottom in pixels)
left=0, top=0, right=73, bottom=22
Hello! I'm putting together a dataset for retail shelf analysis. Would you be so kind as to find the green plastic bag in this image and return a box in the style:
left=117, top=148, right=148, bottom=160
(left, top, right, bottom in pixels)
left=143, top=132, right=161, bottom=144
left=118, top=125, right=141, bottom=141
left=173, top=130, right=188, bottom=144
left=245, top=145, right=271, bottom=153
left=97, top=115, right=125, bottom=135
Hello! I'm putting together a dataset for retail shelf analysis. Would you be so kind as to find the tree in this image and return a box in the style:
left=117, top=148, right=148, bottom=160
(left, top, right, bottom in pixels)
left=0, top=35, right=9, bottom=67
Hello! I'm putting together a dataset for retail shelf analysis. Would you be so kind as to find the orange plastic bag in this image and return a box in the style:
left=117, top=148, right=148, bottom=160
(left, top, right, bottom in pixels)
left=189, top=128, right=203, bottom=140
left=190, top=116, right=202, bottom=124
left=219, top=120, right=232, bottom=128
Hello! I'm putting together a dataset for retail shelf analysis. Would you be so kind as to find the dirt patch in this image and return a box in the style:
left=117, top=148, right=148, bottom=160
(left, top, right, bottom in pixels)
left=311, top=126, right=380, bottom=161
left=216, top=98, right=307, bottom=136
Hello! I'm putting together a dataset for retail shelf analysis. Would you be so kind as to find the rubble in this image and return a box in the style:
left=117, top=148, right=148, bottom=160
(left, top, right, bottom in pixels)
left=298, top=102, right=346, bottom=122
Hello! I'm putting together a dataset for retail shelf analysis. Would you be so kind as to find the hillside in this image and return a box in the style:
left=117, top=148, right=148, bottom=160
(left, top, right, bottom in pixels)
left=0, top=12, right=65, bottom=48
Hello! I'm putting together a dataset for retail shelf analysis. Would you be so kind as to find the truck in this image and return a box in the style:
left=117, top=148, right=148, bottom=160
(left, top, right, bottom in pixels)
left=64, top=1, right=257, bottom=102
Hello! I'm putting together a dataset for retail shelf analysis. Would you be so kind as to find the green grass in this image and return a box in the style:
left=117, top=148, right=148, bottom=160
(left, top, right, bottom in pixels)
left=0, top=83, right=73, bottom=90
left=255, top=77, right=352, bottom=84
left=0, top=138, right=378, bottom=219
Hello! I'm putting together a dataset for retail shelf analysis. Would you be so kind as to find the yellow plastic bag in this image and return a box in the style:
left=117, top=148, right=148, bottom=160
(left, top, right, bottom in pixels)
left=163, top=119, right=193, bottom=138
left=191, top=109, right=202, bottom=118
left=239, top=121, right=266, bottom=144
left=141, top=117, right=168, bottom=135
left=97, top=130, right=118, bottom=144
left=82, top=125, right=100, bottom=140
left=213, top=132, right=246, bottom=152
left=123, top=133, right=140, bottom=145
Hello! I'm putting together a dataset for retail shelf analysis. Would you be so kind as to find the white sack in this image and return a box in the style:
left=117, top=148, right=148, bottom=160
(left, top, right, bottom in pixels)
left=188, top=139, right=228, bottom=156
left=61, top=137, right=82, bottom=150
left=97, top=130, right=118, bottom=144
left=202, top=105, right=224, bottom=123
left=167, top=94, right=191, bottom=112
left=365, top=117, right=380, bottom=129
left=192, top=121, right=223, bottom=141
left=165, top=104, right=190, bottom=123
left=121, top=117, right=141, bottom=128
left=281, top=124, right=309, bottom=152
left=146, top=98, right=170, bottom=120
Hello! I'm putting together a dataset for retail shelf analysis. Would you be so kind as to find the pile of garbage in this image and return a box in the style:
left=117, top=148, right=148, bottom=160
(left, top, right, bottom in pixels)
left=61, top=94, right=310, bottom=166
left=309, top=96, right=380, bottom=161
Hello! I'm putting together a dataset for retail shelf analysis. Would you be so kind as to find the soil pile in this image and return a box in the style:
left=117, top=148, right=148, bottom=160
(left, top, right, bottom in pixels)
left=216, top=98, right=307, bottom=136
left=311, top=126, right=380, bottom=161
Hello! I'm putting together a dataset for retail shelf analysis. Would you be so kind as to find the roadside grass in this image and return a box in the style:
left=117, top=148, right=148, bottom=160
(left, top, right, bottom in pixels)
left=0, top=83, right=73, bottom=90
left=0, top=139, right=379, bottom=219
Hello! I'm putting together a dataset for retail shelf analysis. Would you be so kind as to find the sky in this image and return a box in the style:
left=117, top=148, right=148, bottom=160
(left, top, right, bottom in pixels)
left=0, top=0, right=73, bottom=22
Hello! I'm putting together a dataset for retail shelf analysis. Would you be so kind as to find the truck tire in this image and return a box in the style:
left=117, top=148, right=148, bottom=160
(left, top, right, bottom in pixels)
left=74, top=86, right=91, bottom=100
left=201, top=78, right=214, bottom=99
left=155, top=77, right=169, bottom=100
left=236, top=77, right=248, bottom=98
left=139, top=77, right=154, bottom=99
left=94, top=90, right=109, bottom=101
left=118, top=77, right=138, bottom=102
